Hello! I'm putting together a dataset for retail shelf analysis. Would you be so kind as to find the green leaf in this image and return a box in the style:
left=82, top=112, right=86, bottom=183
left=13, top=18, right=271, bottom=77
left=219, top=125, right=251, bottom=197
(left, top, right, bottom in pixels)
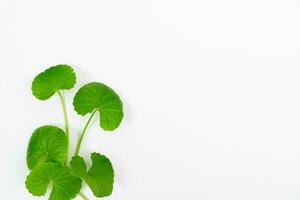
left=26, top=163, right=82, bottom=200
left=73, top=82, right=123, bottom=131
left=32, top=65, right=76, bottom=100
left=27, top=126, right=68, bottom=170
left=70, top=153, right=114, bottom=197
left=69, top=156, right=87, bottom=178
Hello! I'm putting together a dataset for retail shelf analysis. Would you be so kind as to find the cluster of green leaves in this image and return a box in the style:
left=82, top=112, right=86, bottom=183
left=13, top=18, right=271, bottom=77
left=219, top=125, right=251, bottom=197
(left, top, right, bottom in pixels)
left=26, top=65, right=123, bottom=200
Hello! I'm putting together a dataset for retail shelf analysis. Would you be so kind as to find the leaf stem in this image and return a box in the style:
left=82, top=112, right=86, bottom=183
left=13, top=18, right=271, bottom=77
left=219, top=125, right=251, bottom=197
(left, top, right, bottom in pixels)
left=78, top=192, right=89, bottom=200
left=74, top=109, right=97, bottom=155
left=57, top=90, right=70, bottom=163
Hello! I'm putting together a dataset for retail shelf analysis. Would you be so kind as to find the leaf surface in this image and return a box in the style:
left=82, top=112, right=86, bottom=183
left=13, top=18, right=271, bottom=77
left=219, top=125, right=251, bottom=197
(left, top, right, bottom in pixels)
left=27, top=126, right=68, bottom=170
left=70, top=153, right=114, bottom=197
left=25, top=163, right=82, bottom=200
left=32, top=65, right=76, bottom=100
left=73, top=82, right=123, bottom=131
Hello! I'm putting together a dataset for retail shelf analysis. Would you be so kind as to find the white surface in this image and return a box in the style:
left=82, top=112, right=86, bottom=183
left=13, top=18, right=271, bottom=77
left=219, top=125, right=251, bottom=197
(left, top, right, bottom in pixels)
left=0, top=0, right=300, bottom=199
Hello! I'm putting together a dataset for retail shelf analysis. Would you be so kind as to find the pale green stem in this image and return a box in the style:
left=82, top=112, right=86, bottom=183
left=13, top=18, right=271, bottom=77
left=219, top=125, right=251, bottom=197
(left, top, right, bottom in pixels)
left=74, top=109, right=97, bottom=155
left=57, top=90, right=70, bottom=163
left=57, top=91, right=89, bottom=199
left=78, top=192, right=89, bottom=200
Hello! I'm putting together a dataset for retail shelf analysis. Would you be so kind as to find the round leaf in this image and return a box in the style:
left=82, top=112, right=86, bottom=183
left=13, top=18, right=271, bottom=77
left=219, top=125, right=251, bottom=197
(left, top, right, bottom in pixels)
left=69, top=156, right=87, bottom=178
left=27, top=126, right=68, bottom=170
left=73, top=82, right=123, bottom=131
left=25, top=163, right=82, bottom=200
left=70, top=153, right=114, bottom=197
left=32, top=65, right=76, bottom=100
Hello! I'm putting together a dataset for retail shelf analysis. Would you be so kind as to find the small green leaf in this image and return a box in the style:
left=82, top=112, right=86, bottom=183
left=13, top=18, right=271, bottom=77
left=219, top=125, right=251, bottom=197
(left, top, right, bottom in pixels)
left=69, top=156, right=87, bottom=178
left=32, top=65, right=76, bottom=100
left=73, top=82, right=123, bottom=131
left=27, top=126, right=68, bottom=170
left=26, top=163, right=82, bottom=200
left=70, top=153, right=114, bottom=197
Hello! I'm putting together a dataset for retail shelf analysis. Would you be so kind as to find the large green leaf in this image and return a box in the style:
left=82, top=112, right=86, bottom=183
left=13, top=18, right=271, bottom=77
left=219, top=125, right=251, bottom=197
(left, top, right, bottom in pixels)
left=70, top=153, right=114, bottom=197
left=73, top=82, right=123, bottom=131
left=27, top=126, right=68, bottom=170
left=32, top=65, right=76, bottom=100
left=26, top=163, right=82, bottom=200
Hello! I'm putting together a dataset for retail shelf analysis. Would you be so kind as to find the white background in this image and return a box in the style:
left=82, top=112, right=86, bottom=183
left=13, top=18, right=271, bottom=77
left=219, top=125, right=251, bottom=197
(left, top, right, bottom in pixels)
left=0, top=0, right=300, bottom=199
